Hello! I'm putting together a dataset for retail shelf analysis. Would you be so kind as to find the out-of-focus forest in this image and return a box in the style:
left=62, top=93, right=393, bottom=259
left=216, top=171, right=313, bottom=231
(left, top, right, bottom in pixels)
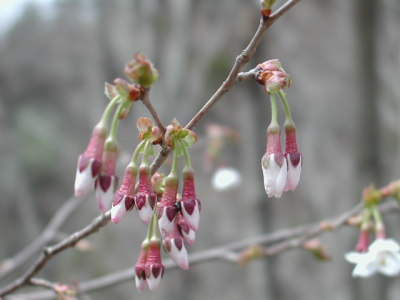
left=0, top=0, right=399, bottom=299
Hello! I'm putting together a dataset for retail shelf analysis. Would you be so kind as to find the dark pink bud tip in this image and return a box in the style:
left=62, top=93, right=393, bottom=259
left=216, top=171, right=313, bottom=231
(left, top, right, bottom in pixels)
left=98, top=175, right=112, bottom=192
left=135, top=194, right=146, bottom=210
left=91, top=160, right=102, bottom=177
left=288, top=152, right=302, bottom=167
left=174, top=238, right=183, bottom=251
left=182, top=199, right=196, bottom=215
left=166, top=206, right=177, bottom=222
left=135, top=265, right=146, bottom=279
left=125, top=196, right=135, bottom=211
left=151, top=265, right=163, bottom=278
left=273, top=153, right=285, bottom=167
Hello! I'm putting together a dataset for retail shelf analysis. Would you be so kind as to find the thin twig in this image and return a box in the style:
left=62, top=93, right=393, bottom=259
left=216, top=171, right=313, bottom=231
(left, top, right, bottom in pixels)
left=0, top=212, right=111, bottom=297
left=185, top=0, right=301, bottom=130
left=140, top=88, right=166, bottom=135
left=0, top=196, right=84, bottom=281
left=148, top=0, right=301, bottom=174
left=11, top=200, right=398, bottom=300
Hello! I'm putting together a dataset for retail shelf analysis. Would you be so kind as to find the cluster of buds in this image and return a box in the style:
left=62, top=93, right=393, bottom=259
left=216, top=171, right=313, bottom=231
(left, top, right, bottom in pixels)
left=111, top=117, right=162, bottom=224
left=256, top=59, right=291, bottom=94
left=156, top=120, right=200, bottom=271
left=74, top=54, right=158, bottom=212
left=135, top=213, right=165, bottom=291
left=345, top=187, right=400, bottom=277
left=257, top=59, right=302, bottom=198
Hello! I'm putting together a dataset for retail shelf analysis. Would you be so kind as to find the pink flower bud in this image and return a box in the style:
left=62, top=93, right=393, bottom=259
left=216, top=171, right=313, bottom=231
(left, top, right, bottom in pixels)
left=134, top=243, right=149, bottom=292
left=261, top=126, right=287, bottom=198
left=95, top=143, right=119, bottom=212
left=111, top=164, right=137, bottom=224
left=355, top=230, right=370, bottom=253
left=145, top=239, right=164, bottom=290
left=256, top=59, right=291, bottom=93
left=177, top=212, right=196, bottom=245
left=156, top=175, right=179, bottom=238
left=135, top=165, right=157, bottom=224
left=180, top=169, right=201, bottom=231
left=74, top=122, right=107, bottom=197
left=265, top=71, right=291, bottom=93
left=284, top=124, right=302, bottom=192
left=163, top=224, right=189, bottom=270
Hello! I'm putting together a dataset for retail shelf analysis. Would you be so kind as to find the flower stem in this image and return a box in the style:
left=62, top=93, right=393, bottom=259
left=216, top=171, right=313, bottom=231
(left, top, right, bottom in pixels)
left=146, top=208, right=159, bottom=241
left=277, top=90, right=294, bottom=126
left=269, top=92, right=279, bottom=126
left=360, top=208, right=371, bottom=231
left=142, top=140, right=152, bottom=166
left=101, top=95, right=120, bottom=124
left=108, top=102, right=125, bottom=142
left=180, top=140, right=192, bottom=170
left=169, top=148, right=179, bottom=177
left=131, top=140, right=146, bottom=166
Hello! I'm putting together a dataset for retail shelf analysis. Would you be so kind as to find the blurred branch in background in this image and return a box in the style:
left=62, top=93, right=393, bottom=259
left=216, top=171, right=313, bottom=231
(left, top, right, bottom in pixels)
left=7, top=197, right=400, bottom=300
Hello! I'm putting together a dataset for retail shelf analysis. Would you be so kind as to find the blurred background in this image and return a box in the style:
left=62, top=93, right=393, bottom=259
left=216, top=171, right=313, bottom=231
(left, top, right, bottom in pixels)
left=1, top=0, right=400, bottom=299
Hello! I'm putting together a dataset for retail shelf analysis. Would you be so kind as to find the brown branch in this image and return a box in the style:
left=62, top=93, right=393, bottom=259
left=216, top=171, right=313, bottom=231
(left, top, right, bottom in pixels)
left=185, top=0, right=301, bottom=130
left=11, top=200, right=399, bottom=300
left=140, top=88, right=166, bottom=135
left=148, top=0, right=301, bottom=174
left=0, top=196, right=84, bottom=281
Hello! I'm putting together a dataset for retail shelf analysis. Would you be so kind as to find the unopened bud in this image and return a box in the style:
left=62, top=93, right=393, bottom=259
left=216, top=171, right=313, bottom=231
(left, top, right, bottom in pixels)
left=256, top=59, right=291, bottom=93
left=303, top=239, right=331, bottom=261
left=124, top=53, right=159, bottom=88
left=260, top=0, right=277, bottom=17
left=238, top=245, right=266, bottom=266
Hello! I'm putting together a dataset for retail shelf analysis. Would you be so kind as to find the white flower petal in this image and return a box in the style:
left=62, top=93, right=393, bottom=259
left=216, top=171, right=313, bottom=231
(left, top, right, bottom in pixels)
left=377, top=252, right=400, bottom=276
left=181, top=202, right=200, bottom=231
left=74, top=159, right=95, bottom=197
left=168, top=240, right=189, bottom=270
left=95, top=177, right=117, bottom=212
left=158, top=207, right=176, bottom=237
left=284, top=155, right=302, bottom=191
left=274, top=159, right=287, bottom=197
left=352, top=260, right=377, bottom=277
left=345, top=252, right=365, bottom=263
left=146, top=272, right=162, bottom=291
left=111, top=200, right=127, bottom=224
left=137, top=196, right=153, bottom=225
left=181, top=228, right=196, bottom=245
left=369, top=239, right=400, bottom=253
left=135, top=276, right=147, bottom=292
left=262, top=154, right=288, bottom=198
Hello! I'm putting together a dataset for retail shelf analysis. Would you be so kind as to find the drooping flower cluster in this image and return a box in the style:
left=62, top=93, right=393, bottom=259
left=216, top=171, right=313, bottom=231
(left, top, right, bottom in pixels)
left=110, top=118, right=162, bottom=224
left=74, top=54, right=158, bottom=212
left=257, top=59, right=302, bottom=198
left=156, top=119, right=200, bottom=270
left=345, top=187, right=400, bottom=277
